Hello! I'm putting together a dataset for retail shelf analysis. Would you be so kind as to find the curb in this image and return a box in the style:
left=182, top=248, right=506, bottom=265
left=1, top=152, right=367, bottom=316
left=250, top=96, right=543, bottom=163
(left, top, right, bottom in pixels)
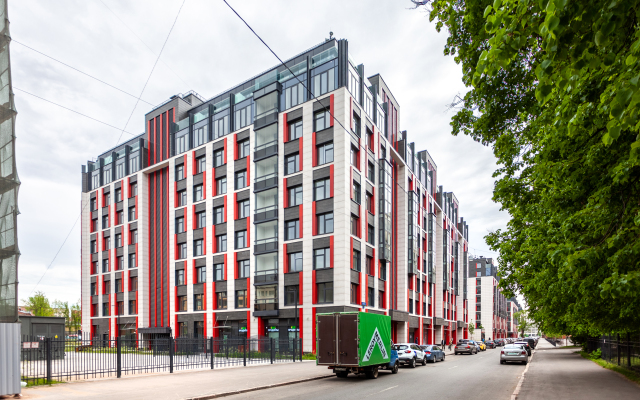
left=185, top=374, right=333, bottom=400
left=511, top=350, right=535, bottom=400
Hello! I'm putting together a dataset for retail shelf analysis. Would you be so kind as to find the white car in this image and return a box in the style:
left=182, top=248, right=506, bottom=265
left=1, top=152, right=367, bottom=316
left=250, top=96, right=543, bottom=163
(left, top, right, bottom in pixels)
left=392, top=343, right=427, bottom=368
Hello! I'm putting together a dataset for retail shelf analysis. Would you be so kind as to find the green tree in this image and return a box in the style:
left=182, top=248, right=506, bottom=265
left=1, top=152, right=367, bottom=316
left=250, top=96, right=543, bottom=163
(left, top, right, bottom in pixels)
left=468, top=320, right=475, bottom=336
left=414, top=0, right=640, bottom=336
left=24, top=291, right=54, bottom=317
left=514, top=310, right=530, bottom=337
left=70, top=301, right=81, bottom=334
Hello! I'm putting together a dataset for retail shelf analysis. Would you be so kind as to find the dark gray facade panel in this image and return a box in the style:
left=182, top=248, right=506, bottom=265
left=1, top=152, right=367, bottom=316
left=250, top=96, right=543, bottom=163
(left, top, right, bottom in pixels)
left=283, top=206, right=299, bottom=221
left=90, top=233, right=97, bottom=241
left=128, top=197, right=136, bottom=207
left=193, top=173, right=204, bottom=186
left=101, top=206, right=109, bottom=217
left=316, top=198, right=333, bottom=214
left=313, top=166, right=331, bottom=180
left=193, top=228, right=204, bottom=240
left=316, top=268, right=333, bottom=283
left=350, top=200, right=360, bottom=217
left=353, top=170, right=361, bottom=185
left=217, top=164, right=229, bottom=178
left=212, top=138, right=225, bottom=151
left=352, top=239, right=361, bottom=252
left=193, top=283, right=205, bottom=295
left=195, top=147, right=206, bottom=158
left=215, top=281, right=227, bottom=292
left=116, top=247, right=123, bottom=257
left=365, top=245, right=373, bottom=258
left=103, top=230, right=111, bottom=238
left=215, top=311, right=246, bottom=321
left=284, top=140, right=299, bottom=156
left=92, top=295, right=98, bottom=304
left=284, top=272, right=299, bottom=286
left=316, top=128, right=334, bottom=145
left=114, top=181, right=122, bottom=190
left=350, top=270, right=360, bottom=284
left=177, top=313, right=205, bottom=323
left=287, top=107, right=303, bottom=121
left=92, top=253, right=98, bottom=262
left=195, top=257, right=206, bottom=267
left=116, top=202, right=124, bottom=212
left=378, top=279, right=385, bottom=288
left=213, top=255, right=225, bottom=264
left=352, top=103, right=361, bottom=118
left=128, top=244, right=136, bottom=253
left=235, top=279, right=247, bottom=290
left=177, top=285, right=187, bottom=296
left=129, top=221, right=138, bottom=231
left=177, top=179, right=187, bottom=192
left=236, top=250, right=250, bottom=261
left=214, top=222, right=227, bottom=234
left=366, top=181, right=374, bottom=194
left=367, top=213, right=375, bottom=227
left=286, top=241, right=302, bottom=253
left=175, top=207, right=185, bottom=218
left=195, top=202, right=206, bottom=213
left=313, top=96, right=331, bottom=112
left=313, top=237, right=331, bottom=249
left=236, top=129, right=250, bottom=142
left=176, top=232, right=187, bottom=243
left=234, top=218, right=247, bottom=232
left=117, top=293, right=124, bottom=302
left=368, top=275, right=374, bottom=288
left=102, top=250, right=109, bottom=259
left=175, top=156, right=185, bottom=166
left=91, top=210, right=98, bottom=220
left=286, top=174, right=303, bottom=187
left=213, top=197, right=225, bottom=208
left=115, top=226, right=122, bottom=235
left=130, top=269, right=138, bottom=277
left=236, top=189, right=250, bottom=201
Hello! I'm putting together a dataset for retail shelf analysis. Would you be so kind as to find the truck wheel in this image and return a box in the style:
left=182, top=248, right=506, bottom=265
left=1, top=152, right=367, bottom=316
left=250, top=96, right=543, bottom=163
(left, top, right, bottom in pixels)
left=392, top=363, right=399, bottom=374
left=336, top=372, right=349, bottom=378
left=365, top=367, right=379, bottom=379
left=409, top=358, right=416, bottom=368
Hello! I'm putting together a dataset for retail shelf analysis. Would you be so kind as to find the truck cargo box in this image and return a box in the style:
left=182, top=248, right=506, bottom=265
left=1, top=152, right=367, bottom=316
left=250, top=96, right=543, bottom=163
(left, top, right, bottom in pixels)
left=316, top=312, right=391, bottom=368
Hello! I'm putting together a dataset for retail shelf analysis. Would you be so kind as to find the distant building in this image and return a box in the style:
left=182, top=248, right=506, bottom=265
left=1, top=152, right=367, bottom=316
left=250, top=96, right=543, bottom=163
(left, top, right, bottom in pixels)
left=467, top=257, right=508, bottom=340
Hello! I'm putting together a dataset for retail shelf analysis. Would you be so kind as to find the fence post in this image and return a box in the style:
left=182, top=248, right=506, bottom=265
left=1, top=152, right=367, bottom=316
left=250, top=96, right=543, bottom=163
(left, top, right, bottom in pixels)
left=617, top=334, right=621, bottom=366
left=169, top=337, right=174, bottom=373
left=627, top=333, right=631, bottom=368
left=270, top=338, right=274, bottom=364
left=210, top=337, right=215, bottom=369
left=45, top=337, right=52, bottom=383
left=300, top=338, right=302, bottom=362
left=243, top=338, right=247, bottom=367
left=293, top=338, right=296, bottom=362
left=117, top=336, right=122, bottom=378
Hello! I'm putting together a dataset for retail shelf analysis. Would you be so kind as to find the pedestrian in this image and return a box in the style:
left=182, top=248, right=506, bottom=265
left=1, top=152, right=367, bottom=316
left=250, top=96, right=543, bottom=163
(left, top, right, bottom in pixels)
left=441, top=338, right=444, bottom=349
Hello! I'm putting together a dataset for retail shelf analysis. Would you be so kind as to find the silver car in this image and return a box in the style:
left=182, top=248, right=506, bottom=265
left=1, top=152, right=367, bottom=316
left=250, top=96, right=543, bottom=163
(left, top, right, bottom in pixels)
left=500, top=344, right=528, bottom=365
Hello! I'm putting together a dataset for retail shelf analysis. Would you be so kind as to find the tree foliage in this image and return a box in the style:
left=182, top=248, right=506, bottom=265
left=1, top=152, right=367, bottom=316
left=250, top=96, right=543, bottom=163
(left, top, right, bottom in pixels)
left=24, top=291, right=54, bottom=317
left=416, top=0, right=640, bottom=336
left=514, top=310, right=530, bottom=337
left=469, top=320, right=476, bottom=336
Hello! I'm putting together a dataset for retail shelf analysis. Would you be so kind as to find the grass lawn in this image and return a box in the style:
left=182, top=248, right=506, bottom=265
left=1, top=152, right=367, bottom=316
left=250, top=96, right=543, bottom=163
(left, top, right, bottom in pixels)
left=23, top=378, right=64, bottom=387
left=580, top=351, right=640, bottom=386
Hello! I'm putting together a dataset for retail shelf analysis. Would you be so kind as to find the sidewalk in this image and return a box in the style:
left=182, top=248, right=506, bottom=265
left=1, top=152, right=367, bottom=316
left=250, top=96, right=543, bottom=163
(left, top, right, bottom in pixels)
left=518, top=346, right=640, bottom=399
left=20, top=361, right=332, bottom=400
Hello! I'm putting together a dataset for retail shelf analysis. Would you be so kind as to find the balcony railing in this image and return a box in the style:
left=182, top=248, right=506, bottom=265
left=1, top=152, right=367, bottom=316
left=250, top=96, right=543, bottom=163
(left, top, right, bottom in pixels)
left=254, top=172, right=278, bottom=192
left=254, top=205, right=278, bottom=222
left=254, top=269, right=278, bottom=284
left=254, top=299, right=278, bottom=311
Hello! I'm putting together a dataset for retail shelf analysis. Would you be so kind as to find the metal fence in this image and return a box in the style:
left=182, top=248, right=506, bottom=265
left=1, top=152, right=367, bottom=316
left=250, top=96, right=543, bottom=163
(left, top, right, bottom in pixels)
left=586, top=336, right=640, bottom=372
left=20, top=335, right=302, bottom=385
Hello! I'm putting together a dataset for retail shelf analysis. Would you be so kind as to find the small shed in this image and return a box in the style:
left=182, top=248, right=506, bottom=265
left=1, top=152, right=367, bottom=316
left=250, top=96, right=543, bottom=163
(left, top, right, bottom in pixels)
left=20, top=315, right=65, bottom=340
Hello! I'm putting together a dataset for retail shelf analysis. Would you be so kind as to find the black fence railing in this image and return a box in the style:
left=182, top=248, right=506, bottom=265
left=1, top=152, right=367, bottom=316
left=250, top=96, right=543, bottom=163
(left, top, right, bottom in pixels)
left=20, top=335, right=302, bottom=385
left=586, top=337, right=640, bottom=372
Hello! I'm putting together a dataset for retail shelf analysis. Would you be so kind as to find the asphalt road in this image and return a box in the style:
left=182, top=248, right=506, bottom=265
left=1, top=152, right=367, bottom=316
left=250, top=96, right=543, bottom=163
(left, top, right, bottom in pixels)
left=224, top=348, right=526, bottom=400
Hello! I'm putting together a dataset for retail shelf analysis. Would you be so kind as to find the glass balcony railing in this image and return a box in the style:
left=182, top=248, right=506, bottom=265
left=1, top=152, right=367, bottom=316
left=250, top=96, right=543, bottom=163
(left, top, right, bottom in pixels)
left=312, top=47, right=338, bottom=69
left=254, top=299, right=278, bottom=311
left=213, top=97, right=230, bottom=113
left=175, top=117, right=189, bottom=131
left=254, top=269, right=278, bottom=284
left=278, top=60, right=307, bottom=83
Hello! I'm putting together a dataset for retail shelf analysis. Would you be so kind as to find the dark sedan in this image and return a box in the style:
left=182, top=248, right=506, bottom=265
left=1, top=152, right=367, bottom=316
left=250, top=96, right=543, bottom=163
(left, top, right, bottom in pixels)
left=485, top=340, right=496, bottom=349
left=420, top=345, right=445, bottom=363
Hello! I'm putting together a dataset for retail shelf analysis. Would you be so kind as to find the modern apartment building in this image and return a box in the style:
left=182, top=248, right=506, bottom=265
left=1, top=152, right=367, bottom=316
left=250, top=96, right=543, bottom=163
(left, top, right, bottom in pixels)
left=507, top=298, right=521, bottom=337
left=80, top=38, right=470, bottom=352
left=468, top=257, right=508, bottom=340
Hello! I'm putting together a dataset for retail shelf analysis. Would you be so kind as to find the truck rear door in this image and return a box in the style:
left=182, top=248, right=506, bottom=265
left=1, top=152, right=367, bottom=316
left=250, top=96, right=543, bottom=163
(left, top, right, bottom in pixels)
left=338, top=313, right=359, bottom=366
left=317, top=314, right=336, bottom=365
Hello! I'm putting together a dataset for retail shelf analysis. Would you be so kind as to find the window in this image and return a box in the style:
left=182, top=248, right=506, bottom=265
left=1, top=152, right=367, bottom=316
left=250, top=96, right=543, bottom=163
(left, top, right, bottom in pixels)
left=193, top=184, right=204, bottom=202
left=130, top=276, right=138, bottom=291
left=176, top=270, right=185, bottom=286
left=177, top=296, right=187, bottom=311
left=175, top=165, right=185, bottom=181
left=353, top=181, right=361, bottom=204
left=235, top=170, right=247, bottom=189
left=235, top=230, right=247, bottom=249
left=214, top=263, right=224, bottom=281
left=115, top=278, right=123, bottom=293
left=91, top=260, right=98, bottom=274
left=196, top=157, right=206, bottom=174
left=128, top=300, right=137, bottom=315
left=176, top=217, right=185, bottom=233
left=289, top=252, right=302, bottom=272
left=104, top=280, right=111, bottom=294
left=317, top=212, right=333, bottom=235
left=129, top=154, right=139, bottom=173
left=288, top=185, right=302, bottom=207
left=213, top=115, right=229, bottom=139
left=238, top=259, right=249, bottom=278
left=348, top=67, right=359, bottom=101
left=193, top=266, right=205, bottom=284
left=176, top=133, right=188, bottom=154
left=216, top=234, right=227, bottom=252
left=366, top=256, right=373, bottom=275
left=116, top=301, right=124, bottom=316
left=285, top=220, right=300, bottom=240
left=195, top=211, right=206, bottom=229
left=102, top=303, right=109, bottom=316
left=350, top=283, right=359, bottom=304
left=216, top=177, right=227, bottom=195
left=194, top=126, right=207, bottom=148
left=365, top=193, right=373, bottom=214
left=102, top=215, right=109, bottom=229
left=217, top=292, right=227, bottom=309
left=213, top=206, right=225, bottom=224
left=193, top=294, right=204, bottom=311
left=104, top=193, right=110, bottom=206
left=104, top=236, right=110, bottom=250
left=368, top=162, right=375, bottom=182
left=313, top=68, right=335, bottom=97
left=351, top=215, right=359, bottom=236
left=115, top=188, right=122, bottom=203
left=91, top=240, right=97, bottom=253
left=238, top=140, right=250, bottom=159
left=285, top=153, right=300, bottom=175
left=116, top=211, right=123, bottom=225
left=116, top=255, right=124, bottom=270
left=90, top=282, right=96, bottom=295
left=351, top=147, right=359, bottom=167
left=115, top=233, right=122, bottom=248
left=128, top=206, right=136, bottom=220
left=314, top=110, right=330, bottom=131
left=129, top=253, right=137, bottom=269
left=177, top=190, right=187, bottom=207
left=313, top=248, right=330, bottom=270
left=236, top=290, right=247, bottom=308
left=284, top=83, right=304, bottom=110
left=194, top=239, right=203, bottom=256
left=317, top=282, right=333, bottom=304
left=313, top=178, right=331, bottom=201
left=317, top=142, right=333, bottom=165
left=255, top=91, right=278, bottom=119
left=238, top=200, right=249, bottom=218
left=288, top=119, right=303, bottom=140
left=130, top=230, right=138, bottom=244
left=285, top=285, right=300, bottom=306
left=92, top=173, right=99, bottom=190
left=177, top=243, right=187, bottom=259
left=214, top=149, right=224, bottom=167
left=378, top=291, right=384, bottom=308
left=352, top=250, right=361, bottom=272
left=368, top=225, right=374, bottom=245
left=234, top=104, right=251, bottom=131
left=352, top=114, right=361, bottom=137
left=90, top=198, right=97, bottom=211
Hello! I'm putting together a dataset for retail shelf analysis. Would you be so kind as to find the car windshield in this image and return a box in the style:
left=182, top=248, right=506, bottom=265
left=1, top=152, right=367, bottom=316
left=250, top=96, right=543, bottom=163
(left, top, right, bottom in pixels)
left=392, top=345, right=408, bottom=350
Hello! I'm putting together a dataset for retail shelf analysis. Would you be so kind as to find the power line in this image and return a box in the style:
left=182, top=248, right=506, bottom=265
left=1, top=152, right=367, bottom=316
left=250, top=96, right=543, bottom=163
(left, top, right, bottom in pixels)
left=97, top=0, right=195, bottom=94
left=12, top=40, right=154, bottom=106
left=114, top=0, right=186, bottom=147
left=14, top=87, right=138, bottom=136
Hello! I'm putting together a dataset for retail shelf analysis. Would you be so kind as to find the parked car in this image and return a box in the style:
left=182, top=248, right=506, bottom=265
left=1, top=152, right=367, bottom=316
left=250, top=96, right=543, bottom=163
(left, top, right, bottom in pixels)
left=495, top=339, right=504, bottom=347
left=524, top=337, right=536, bottom=350
left=500, top=344, right=529, bottom=365
left=477, top=342, right=487, bottom=351
left=455, top=340, right=478, bottom=355
left=514, top=341, right=532, bottom=356
left=419, top=345, right=445, bottom=363
left=393, top=343, right=427, bottom=368
left=485, top=340, right=496, bottom=349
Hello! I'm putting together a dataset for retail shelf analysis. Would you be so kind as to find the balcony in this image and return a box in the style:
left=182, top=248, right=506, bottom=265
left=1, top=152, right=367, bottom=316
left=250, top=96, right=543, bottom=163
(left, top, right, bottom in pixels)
left=254, top=172, right=278, bottom=192
left=254, top=269, right=278, bottom=285
left=254, top=140, right=278, bottom=161
left=254, top=205, right=278, bottom=223
left=253, top=299, right=278, bottom=317
left=254, top=237, right=277, bottom=254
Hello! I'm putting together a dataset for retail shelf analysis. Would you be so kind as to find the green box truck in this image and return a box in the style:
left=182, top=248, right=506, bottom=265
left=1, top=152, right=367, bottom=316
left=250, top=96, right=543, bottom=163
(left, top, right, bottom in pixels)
left=316, top=312, right=398, bottom=379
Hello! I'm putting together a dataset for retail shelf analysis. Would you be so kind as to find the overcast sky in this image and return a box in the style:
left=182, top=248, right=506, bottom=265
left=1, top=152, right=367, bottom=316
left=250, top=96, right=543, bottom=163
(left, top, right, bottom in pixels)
left=10, top=0, right=507, bottom=305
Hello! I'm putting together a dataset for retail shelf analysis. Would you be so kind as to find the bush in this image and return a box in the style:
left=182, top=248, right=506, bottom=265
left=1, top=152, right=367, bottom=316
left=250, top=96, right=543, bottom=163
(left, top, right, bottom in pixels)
left=589, top=349, right=602, bottom=360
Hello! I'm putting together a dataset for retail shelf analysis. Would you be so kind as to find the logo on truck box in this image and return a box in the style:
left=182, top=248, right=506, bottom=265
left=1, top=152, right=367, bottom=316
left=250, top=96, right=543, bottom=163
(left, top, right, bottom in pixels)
left=362, top=327, right=388, bottom=362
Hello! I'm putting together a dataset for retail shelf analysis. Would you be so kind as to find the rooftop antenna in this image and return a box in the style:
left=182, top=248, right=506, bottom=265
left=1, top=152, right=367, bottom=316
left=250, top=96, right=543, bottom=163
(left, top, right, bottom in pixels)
left=326, top=30, right=334, bottom=42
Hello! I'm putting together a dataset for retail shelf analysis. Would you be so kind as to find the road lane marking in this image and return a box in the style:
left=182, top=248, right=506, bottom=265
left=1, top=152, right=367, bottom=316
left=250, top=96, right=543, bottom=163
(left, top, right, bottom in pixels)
left=448, top=366, right=458, bottom=369
left=511, top=350, right=535, bottom=400
left=367, top=385, right=398, bottom=397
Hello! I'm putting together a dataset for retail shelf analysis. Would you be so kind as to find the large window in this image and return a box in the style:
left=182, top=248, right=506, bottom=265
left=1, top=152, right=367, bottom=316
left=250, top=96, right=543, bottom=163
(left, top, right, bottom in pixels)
left=116, top=162, right=124, bottom=180
left=368, top=287, right=375, bottom=308
left=128, top=253, right=136, bottom=269
left=288, top=119, right=303, bottom=140
left=177, top=296, right=187, bottom=312
left=216, top=177, right=227, bottom=195
left=352, top=250, right=361, bottom=272
left=213, top=115, right=229, bottom=139
left=235, top=170, right=247, bottom=189
left=317, top=142, right=333, bottom=165
left=238, top=259, right=250, bottom=278
left=313, top=248, right=330, bottom=270
left=314, top=178, right=331, bottom=201
left=285, top=153, right=300, bottom=175
left=317, top=282, right=333, bottom=304
left=238, top=140, right=250, bottom=159
left=238, top=200, right=250, bottom=218
left=255, top=92, right=278, bottom=120
left=352, top=113, right=361, bottom=137
left=213, top=206, right=225, bottom=224
left=176, top=217, right=185, bottom=233
left=234, top=104, right=251, bottom=131
left=317, top=212, right=333, bottom=235
left=175, top=164, right=185, bottom=181
left=313, top=68, right=336, bottom=97
left=235, top=290, right=247, bottom=308
left=351, top=215, right=359, bottom=236
left=177, top=190, right=187, bottom=207
left=196, top=211, right=206, bottom=229
left=368, top=161, right=375, bottom=182
left=130, top=276, right=138, bottom=291
left=217, top=292, right=227, bottom=309
left=285, top=219, right=300, bottom=241
left=177, top=243, right=187, bottom=259
left=194, top=185, right=204, bottom=202
left=285, top=285, right=300, bottom=306
left=284, top=82, right=304, bottom=110
left=176, top=270, right=185, bottom=286
left=194, top=126, right=207, bottom=148
left=214, top=263, right=224, bottom=281
left=176, top=132, right=188, bottom=154
left=194, top=294, right=204, bottom=311
left=194, top=239, right=203, bottom=257
left=216, top=234, right=227, bottom=252
left=353, top=181, right=361, bottom=204
left=288, top=185, right=302, bottom=207
left=214, top=149, right=224, bottom=167
left=289, top=252, right=303, bottom=272
left=235, top=230, right=247, bottom=249
left=314, top=110, right=330, bottom=132
left=195, top=266, right=206, bottom=284
left=348, top=66, right=360, bottom=102
left=129, top=154, right=139, bottom=174
left=368, top=225, right=375, bottom=245
left=350, top=283, right=359, bottom=304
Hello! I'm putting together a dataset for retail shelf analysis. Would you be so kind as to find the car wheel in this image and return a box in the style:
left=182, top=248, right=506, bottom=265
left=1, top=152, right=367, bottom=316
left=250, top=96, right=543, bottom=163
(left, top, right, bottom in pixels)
left=523, top=360, right=528, bottom=365
left=336, top=372, right=349, bottom=378
left=500, top=360, right=505, bottom=365
left=422, top=356, right=427, bottom=366
left=409, top=358, right=416, bottom=368
left=392, top=363, right=399, bottom=374
left=442, top=354, right=445, bottom=361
